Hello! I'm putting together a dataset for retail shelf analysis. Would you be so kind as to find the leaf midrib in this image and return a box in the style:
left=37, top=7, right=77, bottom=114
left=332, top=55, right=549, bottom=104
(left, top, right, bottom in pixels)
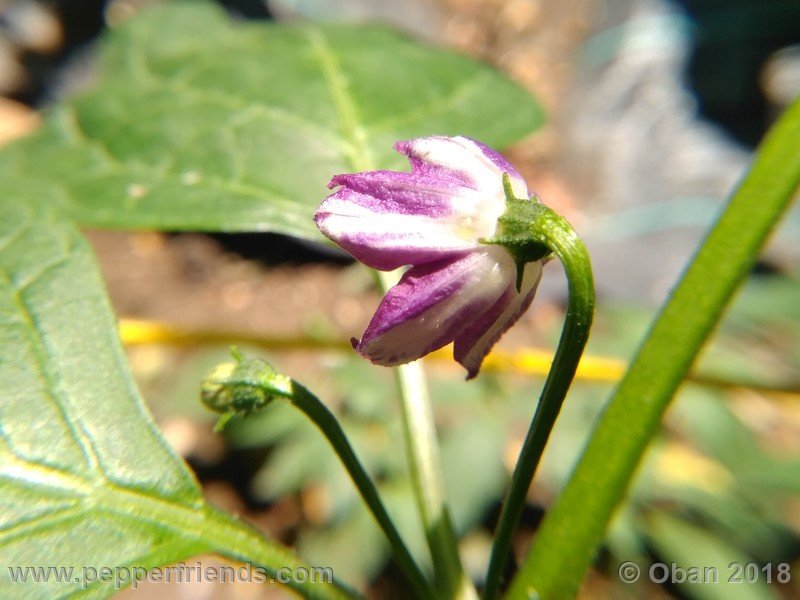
left=1, top=451, right=207, bottom=546
left=305, top=27, right=375, bottom=173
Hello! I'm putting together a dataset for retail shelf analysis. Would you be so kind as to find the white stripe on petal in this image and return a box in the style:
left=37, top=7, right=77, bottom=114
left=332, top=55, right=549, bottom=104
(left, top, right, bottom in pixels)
left=401, top=136, right=528, bottom=237
left=455, top=259, right=543, bottom=378
left=356, top=248, right=516, bottom=365
left=316, top=197, right=481, bottom=270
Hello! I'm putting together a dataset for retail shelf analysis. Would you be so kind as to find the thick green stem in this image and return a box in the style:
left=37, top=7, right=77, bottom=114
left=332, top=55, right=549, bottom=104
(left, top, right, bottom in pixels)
left=484, top=207, right=595, bottom=599
left=507, top=98, right=800, bottom=600
left=285, top=379, right=436, bottom=600
left=378, top=271, right=476, bottom=600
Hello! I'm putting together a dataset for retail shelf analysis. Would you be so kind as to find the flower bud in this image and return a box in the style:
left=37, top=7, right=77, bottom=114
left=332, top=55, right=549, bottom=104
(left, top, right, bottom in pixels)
left=201, top=350, right=291, bottom=418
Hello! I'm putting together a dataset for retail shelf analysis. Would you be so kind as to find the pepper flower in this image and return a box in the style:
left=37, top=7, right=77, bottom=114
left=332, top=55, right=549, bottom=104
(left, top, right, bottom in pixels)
left=314, top=136, right=544, bottom=379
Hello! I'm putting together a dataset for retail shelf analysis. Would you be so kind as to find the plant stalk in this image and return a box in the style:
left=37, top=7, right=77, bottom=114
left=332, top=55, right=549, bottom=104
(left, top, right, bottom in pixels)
left=378, top=271, right=477, bottom=600
left=484, top=206, right=595, bottom=599
left=285, top=379, right=436, bottom=600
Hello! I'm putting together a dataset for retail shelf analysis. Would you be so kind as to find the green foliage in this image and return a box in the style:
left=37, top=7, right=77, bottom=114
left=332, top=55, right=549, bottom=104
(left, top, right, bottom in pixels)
left=0, top=2, right=542, bottom=597
left=223, top=356, right=523, bottom=584
left=0, top=2, right=541, bottom=239
left=0, top=202, right=206, bottom=597
left=0, top=201, right=356, bottom=600
left=645, top=512, right=779, bottom=600
left=212, top=290, right=800, bottom=592
left=5, top=0, right=795, bottom=597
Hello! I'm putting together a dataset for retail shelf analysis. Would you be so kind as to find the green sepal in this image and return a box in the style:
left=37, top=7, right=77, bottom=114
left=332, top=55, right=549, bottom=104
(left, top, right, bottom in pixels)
left=483, top=174, right=555, bottom=290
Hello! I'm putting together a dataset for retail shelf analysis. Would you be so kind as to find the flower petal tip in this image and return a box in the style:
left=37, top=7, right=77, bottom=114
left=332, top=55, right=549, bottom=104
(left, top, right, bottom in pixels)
left=463, top=366, right=480, bottom=381
left=393, top=140, right=409, bottom=154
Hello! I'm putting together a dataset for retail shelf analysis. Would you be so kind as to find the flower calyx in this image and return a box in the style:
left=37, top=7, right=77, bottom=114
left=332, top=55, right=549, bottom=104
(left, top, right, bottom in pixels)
left=483, top=174, right=554, bottom=291
left=201, top=348, right=292, bottom=430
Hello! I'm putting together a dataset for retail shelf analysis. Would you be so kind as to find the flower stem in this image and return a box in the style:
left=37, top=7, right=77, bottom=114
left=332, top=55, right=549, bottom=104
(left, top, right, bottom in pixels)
left=282, top=378, right=436, bottom=600
left=378, top=271, right=477, bottom=600
left=484, top=207, right=595, bottom=599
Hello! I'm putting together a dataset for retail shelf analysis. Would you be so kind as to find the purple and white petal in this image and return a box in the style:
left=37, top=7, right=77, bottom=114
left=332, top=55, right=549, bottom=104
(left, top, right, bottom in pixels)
left=397, top=136, right=529, bottom=212
left=354, top=247, right=516, bottom=366
left=314, top=135, right=542, bottom=376
left=328, top=170, right=483, bottom=219
left=454, top=259, right=543, bottom=379
left=315, top=187, right=481, bottom=270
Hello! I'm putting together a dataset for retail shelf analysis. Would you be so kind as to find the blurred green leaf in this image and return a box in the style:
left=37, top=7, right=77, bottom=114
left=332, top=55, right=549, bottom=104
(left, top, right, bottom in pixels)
left=300, top=479, right=426, bottom=586
left=0, top=2, right=541, bottom=239
left=670, top=488, right=798, bottom=564
left=667, top=388, right=762, bottom=471
left=300, top=500, right=390, bottom=586
left=737, top=460, right=800, bottom=496
left=441, top=417, right=507, bottom=533
left=645, top=512, right=780, bottom=600
left=251, top=424, right=338, bottom=500
left=729, top=276, right=800, bottom=325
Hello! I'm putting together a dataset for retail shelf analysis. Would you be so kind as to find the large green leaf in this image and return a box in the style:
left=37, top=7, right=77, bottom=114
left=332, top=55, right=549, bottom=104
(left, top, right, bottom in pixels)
left=0, top=200, right=200, bottom=597
left=0, top=2, right=541, bottom=239
left=0, top=201, right=355, bottom=600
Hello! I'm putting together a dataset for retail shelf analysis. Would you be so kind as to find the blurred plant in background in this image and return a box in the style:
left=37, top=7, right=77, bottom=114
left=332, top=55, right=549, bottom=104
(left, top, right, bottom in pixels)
left=1, top=0, right=799, bottom=599
left=135, top=268, right=800, bottom=598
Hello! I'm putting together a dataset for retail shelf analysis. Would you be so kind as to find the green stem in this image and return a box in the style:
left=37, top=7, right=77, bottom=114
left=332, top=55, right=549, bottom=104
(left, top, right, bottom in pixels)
left=396, top=360, right=468, bottom=598
left=378, top=271, right=476, bottom=600
left=202, top=353, right=433, bottom=597
left=285, top=379, right=436, bottom=600
left=484, top=207, right=595, bottom=599
left=506, top=98, right=800, bottom=599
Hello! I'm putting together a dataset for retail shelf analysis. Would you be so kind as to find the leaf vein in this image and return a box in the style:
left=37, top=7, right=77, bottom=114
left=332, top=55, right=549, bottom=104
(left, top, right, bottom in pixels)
left=0, top=221, right=31, bottom=258
left=368, top=72, right=491, bottom=133
left=0, top=505, right=86, bottom=545
left=124, top=34, right=344, bottom=150
left=1, top=263, right=104, bottom=479
left=305, top=27, right=374, bottom=172
left=62, top=100, right=309, bottom=214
